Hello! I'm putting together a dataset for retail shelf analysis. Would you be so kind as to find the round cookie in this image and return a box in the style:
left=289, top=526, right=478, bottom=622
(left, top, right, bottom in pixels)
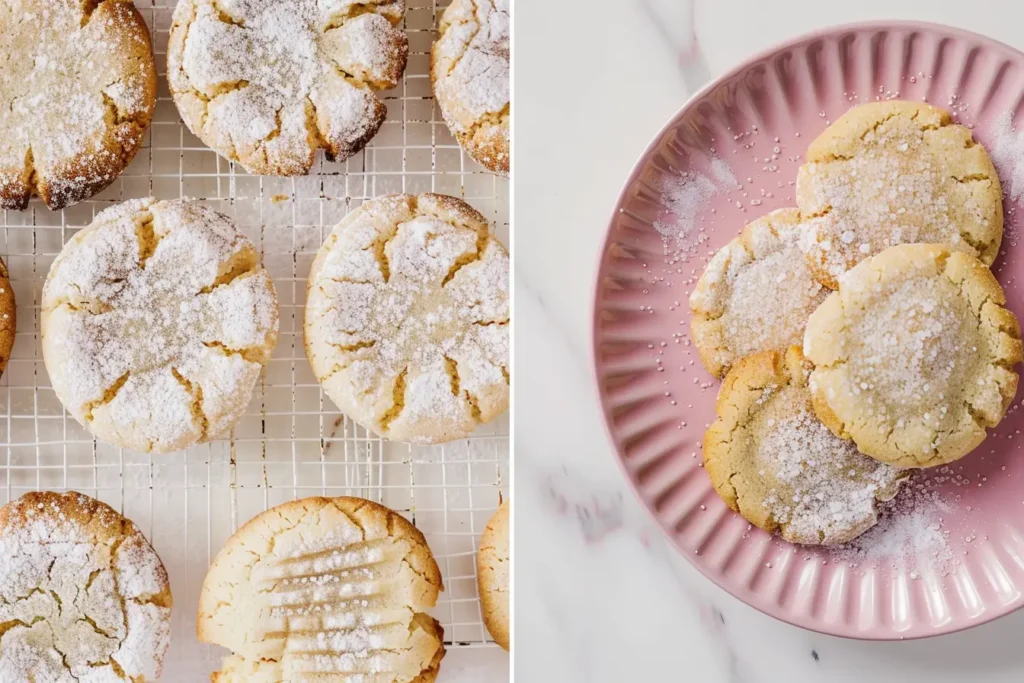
left=804, top=243, right=1023, bottom=468
left=797, top=101, right=1003, bottom=288
left=305, top=193, right=509, bottom=444
left=168, top=0, right=408, bottom=176
left=42, top=198, right=279, bottom=454
left=0, top=0, right=157, bottom=210
left=431, top=0, right=510, bottom=175
left=0, top=491, right=172, bottom=681
left=478, top=500, right=508, bottom=650
left=198, top=496, right=445, bottom=682
left=690, top=208, right=827, bottom=378
left=0, top=257, right=15, bottom=379
left=704, top=347, right=906, bottom=545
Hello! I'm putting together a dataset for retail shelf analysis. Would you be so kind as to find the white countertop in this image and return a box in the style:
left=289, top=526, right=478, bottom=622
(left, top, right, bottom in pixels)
left=515, top=1, right=1024, bottom=681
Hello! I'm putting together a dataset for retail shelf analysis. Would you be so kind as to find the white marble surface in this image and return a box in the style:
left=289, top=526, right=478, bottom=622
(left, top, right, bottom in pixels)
left=515, top=1, right=1024, bottom=681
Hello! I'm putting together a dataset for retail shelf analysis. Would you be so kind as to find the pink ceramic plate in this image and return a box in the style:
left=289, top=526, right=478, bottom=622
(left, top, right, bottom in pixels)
left=593, top=21, right=1024, bottom=639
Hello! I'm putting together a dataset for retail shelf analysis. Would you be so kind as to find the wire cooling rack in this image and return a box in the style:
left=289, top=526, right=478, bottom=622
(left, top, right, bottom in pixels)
left=0, top=0, right=509, bottom=678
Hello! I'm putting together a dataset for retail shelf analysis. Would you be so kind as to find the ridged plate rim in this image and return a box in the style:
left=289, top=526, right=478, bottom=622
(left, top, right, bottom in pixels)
left=592, top=19, right=1024, bottom=640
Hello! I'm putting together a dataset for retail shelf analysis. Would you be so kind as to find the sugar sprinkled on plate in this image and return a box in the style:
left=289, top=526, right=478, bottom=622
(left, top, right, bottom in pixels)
left=830, top=473, right=956, bottom=577
left=653, top=156, right=737, bottom=259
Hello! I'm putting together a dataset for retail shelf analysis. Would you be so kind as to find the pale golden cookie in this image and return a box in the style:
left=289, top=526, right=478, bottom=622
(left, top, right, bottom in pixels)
left=0, top=257, right=15, bottom=379
left=804, top=243, right=1022, bottom=468
left=305, top=193, right=509, bottom=444
left=431, top=0, right=510, bottom=175
left=704, top=348, right=905, bottom=545
left=42, top=198, right=279, bottom=454
left=478, top=500, right=508, bottom=650
left=168, top=0, right=408, bottom=176
left=199, top=496, right=445, bottom=683
left=0, top=0, right=157, bottom=210
left=690, top=208, right=827, bottom=378
left=797, top=101, right=1003, bottom=288
left=0, top=491, right=172, bottom=681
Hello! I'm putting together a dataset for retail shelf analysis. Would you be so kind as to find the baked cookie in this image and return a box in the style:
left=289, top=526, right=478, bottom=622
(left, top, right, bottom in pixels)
left=704, top=347, right=905, bottom=545
left=478, top=500, right=509, bottom=650
left=797, top=101, right=1003, bottom=288
left=0, top=491, right=172, bottom=681
left=0, top=0, right=157, bottom=210
left=168, top=0, right=408, bottom=176
left=305, top=193, right=509, bottom=444
left=42, top=198, right=279, bottom=453
left=0, top=257, right=15, bottom=379
left=804, top=243, right=1023, bottom=467
left=690, top=208, right=827, bottom=378
left=431, top=0, right=510, bottom=175
left=198, top=496, right=445, bottom=682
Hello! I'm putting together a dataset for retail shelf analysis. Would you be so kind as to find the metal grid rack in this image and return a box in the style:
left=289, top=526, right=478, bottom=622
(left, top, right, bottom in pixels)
left=0, top=0, right=509, bottom=678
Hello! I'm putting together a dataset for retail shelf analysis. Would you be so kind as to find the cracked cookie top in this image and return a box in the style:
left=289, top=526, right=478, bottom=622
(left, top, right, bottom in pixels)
left=199, top=496, right=444, bottom=683
left=796, top=101, right=1003, bottom=288
left=690, top=208, right=827, bottom=378
left=0, top=491, right=172, bottom=682
left=168, top=0, right=408, bottom=176
left=431, top=0, right=509, bottom=175
left=305, top=193, right=509, bottom=444
left=704, top=348, right=905, bottom=545
left=0, top=0, right=157, bottom=210
left=804, top=243, right=1023, bottom=468
left=41, top=198, right=279, bottom=454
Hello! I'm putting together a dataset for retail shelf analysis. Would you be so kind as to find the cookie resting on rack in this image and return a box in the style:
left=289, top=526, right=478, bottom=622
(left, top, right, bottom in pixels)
left=704, top=347, right=906, bottom=545
left=168, top=0, right=408, bottom=176
left=804, top=243, right=1023, bottom=468
left=478, top=499, right=509, bottom=650
left=431, top=0, right=510, bottom=175
left=0, top=0, right=157, bottom=210
left=305, top=193, right=510, bottom=444
left=0, top=491, right=172, bottom=681
left=198, top=496, right=445, bottom=683
left=0, top=256, right=15, bottom=379
left=41, top=198, right=279, bottom=454
left=796, top=100, right=1003, bottom=288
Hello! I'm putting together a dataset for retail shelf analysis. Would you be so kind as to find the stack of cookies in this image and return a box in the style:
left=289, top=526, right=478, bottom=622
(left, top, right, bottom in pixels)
left=695, top=101, right=1024, bottom=546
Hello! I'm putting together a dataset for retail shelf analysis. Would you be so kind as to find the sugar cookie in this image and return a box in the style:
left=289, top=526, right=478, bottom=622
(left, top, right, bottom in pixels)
left=0, top=491, right=172, bottom=681
left=305, top=193, right=509, bottom=444
left=169, top=0, right=408, bottom=175
left=0, top=0, right=157, bottom=209
left=199, top=496, right=445, bottom=682
left=797, top=101, right=1002, bottom=288
left=690, top=208, right=827, bottom=378
left=42, top=198, right=279, bottom=453
left=478, top=500, right=508, bottom=650
left=431, top=0, right=510, bottom=175
left=704, top=348, right=906, bottom=545
left=804, top=243, right=1022, bottom=467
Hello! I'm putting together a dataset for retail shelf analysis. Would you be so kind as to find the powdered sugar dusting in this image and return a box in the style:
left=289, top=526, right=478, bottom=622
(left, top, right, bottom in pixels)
left=169, top=0, right=407, bottom=174
left=309, top=195, right=509, bottom=443
left=756, top=400, right=904, bottom=545
left=0, top=492, right=170, bottom=681
left=654, top=159, right=736, bottom=260
left=831, top=475, right=955, bottom=577
left=990, top=112, right=1024, bottom=204
left=433, top=0, right=510, bottom=130
left=0, top=0, right=154, bottom=209
left=42, top=198, right=279, bottom=453
left=691, top=210, right=826, bottom=372
left=798, top=105, right=999, bottom=281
